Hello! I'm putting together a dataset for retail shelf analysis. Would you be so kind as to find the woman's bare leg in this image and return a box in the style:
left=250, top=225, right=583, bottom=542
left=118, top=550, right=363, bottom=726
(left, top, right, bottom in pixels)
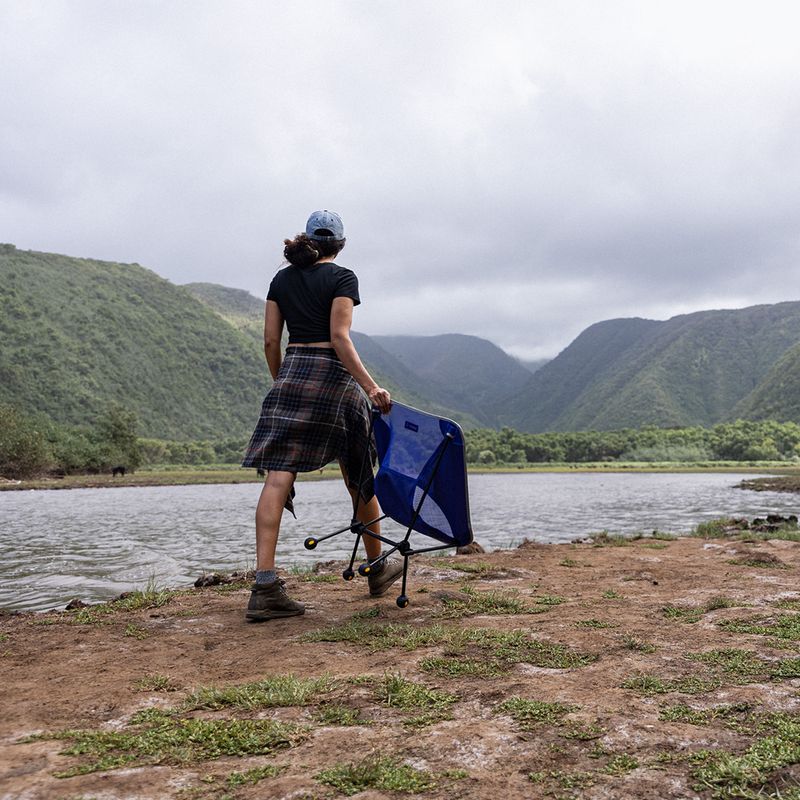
left=339, top=462, right=382, bottom=561
left=255, top=470, right=296, bottom=571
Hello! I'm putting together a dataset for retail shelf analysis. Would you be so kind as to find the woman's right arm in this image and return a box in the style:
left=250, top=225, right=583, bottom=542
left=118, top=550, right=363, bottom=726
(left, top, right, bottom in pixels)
left=330, top=297, right=391, bottom=413
left=264, top=299, right=284, bottom=381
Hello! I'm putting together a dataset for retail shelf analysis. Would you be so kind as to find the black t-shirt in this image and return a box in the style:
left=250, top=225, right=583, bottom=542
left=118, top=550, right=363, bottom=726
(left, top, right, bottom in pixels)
left=266, top=262, right=361, bottom=343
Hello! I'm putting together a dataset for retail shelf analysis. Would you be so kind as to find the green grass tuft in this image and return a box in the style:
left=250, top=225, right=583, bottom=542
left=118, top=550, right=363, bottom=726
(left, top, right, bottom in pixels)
left=182, top=674, right=336, bottom=711
left=499, top=697, right=578, bottom=728
left=133, top=674, right=180, bottom=693
left=41, top=710, right=306, bottom=777
left=316, top=756, right=436, bottom=795
left=375, top=674, right=456, bottom=728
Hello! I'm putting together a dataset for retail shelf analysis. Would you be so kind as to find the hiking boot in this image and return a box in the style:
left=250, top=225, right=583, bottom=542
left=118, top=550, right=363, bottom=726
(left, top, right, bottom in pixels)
left=367, top=557, right=404, bottom=597
left=245, top=580, right=305, bottom=622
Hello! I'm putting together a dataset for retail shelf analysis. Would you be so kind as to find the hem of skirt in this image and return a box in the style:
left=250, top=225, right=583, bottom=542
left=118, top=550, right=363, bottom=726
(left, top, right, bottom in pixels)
left=241, top=460, right=330, bottom=473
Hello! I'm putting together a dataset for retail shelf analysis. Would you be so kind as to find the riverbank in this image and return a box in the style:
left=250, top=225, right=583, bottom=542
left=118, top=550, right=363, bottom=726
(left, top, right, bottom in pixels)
left=3, top=461, right=799, bottom=491
left=5, top=531, right=800, bottom=798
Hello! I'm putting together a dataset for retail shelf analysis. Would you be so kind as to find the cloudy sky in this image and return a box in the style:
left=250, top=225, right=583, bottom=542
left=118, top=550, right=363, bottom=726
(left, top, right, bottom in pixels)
left=2, top=1, right=799, bottom=359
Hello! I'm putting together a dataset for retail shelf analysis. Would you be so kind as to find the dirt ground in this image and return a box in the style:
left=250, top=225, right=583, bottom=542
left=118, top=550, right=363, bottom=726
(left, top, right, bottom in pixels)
left=4, top=533, right=800, bottom=800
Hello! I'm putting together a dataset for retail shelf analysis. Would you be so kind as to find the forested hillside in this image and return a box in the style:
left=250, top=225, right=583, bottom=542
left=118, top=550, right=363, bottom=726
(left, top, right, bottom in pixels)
left=0, top=246, right=267, bottom=439
left=4, top=245, right=800, bottom=446
left=500, top=303, right=800, bottom=432
left=733, top=342, right=800, bottom=423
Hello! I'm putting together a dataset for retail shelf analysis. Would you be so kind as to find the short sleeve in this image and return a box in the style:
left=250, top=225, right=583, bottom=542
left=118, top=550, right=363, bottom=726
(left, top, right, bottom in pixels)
left=334, top=268, right=361, bottom=306
left=266, top=273, right=280, bottom=302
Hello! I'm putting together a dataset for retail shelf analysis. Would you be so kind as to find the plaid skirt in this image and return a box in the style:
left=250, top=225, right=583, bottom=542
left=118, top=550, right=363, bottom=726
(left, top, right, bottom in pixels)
left=242, top=347, right=377, bottom=506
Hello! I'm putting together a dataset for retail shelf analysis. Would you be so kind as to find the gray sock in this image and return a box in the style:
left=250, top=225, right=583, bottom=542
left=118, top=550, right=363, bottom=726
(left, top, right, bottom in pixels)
left=255, top=569, right=277, bottom=585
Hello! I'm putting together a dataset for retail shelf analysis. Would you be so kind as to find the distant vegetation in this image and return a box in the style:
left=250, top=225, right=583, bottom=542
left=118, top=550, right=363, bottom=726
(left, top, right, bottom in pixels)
left=465, top=419, right=800, bottom=465
left=0, top=403, right=142, bottom=479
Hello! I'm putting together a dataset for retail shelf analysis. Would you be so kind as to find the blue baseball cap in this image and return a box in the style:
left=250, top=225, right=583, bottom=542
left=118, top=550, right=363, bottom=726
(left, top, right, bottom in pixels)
left=306, top=209, right=344, bottom=241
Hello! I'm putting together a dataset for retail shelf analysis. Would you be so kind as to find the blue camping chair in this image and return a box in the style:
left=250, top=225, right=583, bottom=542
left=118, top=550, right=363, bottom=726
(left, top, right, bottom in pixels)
left=303, top=402, right=474, bottom=607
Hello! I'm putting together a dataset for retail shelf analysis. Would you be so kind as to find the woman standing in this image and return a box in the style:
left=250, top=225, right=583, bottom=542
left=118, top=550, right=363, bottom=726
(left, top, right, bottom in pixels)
left=241, top=210, right=401, bottom=621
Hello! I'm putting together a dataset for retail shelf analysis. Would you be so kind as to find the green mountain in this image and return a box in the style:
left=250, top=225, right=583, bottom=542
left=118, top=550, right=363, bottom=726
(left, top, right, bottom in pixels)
left=372, top=334, right=533, bottom=426
left=0, top=245, right=268, bottom=439
left=500, top=302, right=800, bottom=432
left=733, top=341, right=800, bottom=423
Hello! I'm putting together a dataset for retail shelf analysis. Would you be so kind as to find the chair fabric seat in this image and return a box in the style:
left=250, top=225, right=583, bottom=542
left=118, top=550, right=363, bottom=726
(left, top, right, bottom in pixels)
left=372, top=402, right=473, bottom=547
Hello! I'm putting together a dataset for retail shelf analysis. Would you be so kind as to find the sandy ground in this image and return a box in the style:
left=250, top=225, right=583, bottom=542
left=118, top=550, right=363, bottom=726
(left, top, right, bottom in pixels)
left=3, top=533, right=800, bottom=800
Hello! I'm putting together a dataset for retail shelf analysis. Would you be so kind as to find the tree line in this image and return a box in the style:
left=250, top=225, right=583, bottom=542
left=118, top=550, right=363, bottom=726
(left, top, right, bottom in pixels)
left=464, top=420, right=800, bottom=464
left=3, top=404, right=800, bottom=480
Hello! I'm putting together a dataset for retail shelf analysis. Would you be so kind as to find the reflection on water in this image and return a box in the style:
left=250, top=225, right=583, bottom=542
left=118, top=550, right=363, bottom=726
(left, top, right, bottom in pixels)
left=1, top=472, right=797, bottom=611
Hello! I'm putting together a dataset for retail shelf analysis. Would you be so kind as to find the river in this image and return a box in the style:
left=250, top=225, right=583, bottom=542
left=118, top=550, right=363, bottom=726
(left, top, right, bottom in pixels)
left=1, top=472, right=797, bottom=611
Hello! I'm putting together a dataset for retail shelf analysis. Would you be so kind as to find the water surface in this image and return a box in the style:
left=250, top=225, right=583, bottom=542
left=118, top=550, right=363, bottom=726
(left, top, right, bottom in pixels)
left=1, top=472, right=797, bottom=611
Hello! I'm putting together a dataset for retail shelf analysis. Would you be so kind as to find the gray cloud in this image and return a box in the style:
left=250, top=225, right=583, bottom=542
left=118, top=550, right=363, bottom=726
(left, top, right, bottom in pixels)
left=2, top=0, right=799, bottom=360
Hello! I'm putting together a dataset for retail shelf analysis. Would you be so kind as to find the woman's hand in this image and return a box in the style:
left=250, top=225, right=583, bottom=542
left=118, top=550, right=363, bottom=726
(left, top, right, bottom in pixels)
left=368, top=385, right=392, bottom=414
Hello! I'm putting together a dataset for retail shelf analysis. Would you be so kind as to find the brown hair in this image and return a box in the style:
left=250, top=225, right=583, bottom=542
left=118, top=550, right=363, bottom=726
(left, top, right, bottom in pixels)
left=283, top=233, right=346, bottom=268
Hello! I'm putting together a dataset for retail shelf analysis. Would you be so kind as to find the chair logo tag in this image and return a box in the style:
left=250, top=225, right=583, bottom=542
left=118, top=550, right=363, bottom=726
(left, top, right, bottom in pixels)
left=404, top=421, right=419, bottom=432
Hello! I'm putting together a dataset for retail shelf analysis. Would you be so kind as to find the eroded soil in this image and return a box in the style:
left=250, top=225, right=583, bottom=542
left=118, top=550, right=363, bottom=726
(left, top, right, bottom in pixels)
left=3, top=535, right=800, bottom=799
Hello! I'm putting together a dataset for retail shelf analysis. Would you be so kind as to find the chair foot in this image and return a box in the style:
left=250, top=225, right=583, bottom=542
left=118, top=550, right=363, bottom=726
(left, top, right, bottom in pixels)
left=342, top=568, right=355, bottom=581
left=396, top=594, right=409, bottom=608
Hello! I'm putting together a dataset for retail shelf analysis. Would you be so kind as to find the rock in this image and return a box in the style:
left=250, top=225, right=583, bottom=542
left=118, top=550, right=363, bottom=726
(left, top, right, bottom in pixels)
left=194, top=573, right=224, bottom=587
left=456, top=542, right=485, bottom=555
left=65, top=598, right=88, bottom=610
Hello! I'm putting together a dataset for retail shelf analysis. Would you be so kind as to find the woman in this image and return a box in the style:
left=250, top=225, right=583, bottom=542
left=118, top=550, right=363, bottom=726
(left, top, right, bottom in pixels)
left=241, top=210, right=401, bottom=621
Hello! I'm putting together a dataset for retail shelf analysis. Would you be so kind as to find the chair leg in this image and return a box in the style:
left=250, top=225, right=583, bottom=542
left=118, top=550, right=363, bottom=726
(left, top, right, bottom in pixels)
left=342, top=530, right=362, bottom=581
left=396, top=557, right=410, bottom=608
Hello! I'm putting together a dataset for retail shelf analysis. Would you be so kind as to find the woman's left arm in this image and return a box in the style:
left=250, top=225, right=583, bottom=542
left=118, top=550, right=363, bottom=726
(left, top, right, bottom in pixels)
left=330, top=297, right=391, bottom=413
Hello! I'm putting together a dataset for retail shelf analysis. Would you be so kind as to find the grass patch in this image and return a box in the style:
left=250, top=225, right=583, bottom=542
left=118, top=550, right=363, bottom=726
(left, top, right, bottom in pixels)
left=305, top=619, right=595, bottom=673
left=182, top=674, right=336, bottom=711
left=499, top=697, right=578, bottom=728
left=133, top=674, right=180, bottom=693
left=619, top=634, right=657, bottom=653
left=590, top=532, right=631, bottom=547
left=533, top=594, right=566, bottom=607
left=602, top=589, right=623, bottom=599
left=316, top=756, right=436, bottom=795
left=375, top=673, right=456, bottom=728
left=419, top=655, right=507, bottom=678
left=659, top=702, right=753, bottom=727
left=448, top=561, right=494, bottom=575
left=301, top=618, right=452, bottom=651
left=561, top=721, right=607, bottom=740
left=692, top=518, right=743, bottom=538
left=686, top=648, right=765, bottom=682
left=39, top=710, right=305, bottom=777
left=603, top=753, right=638, bottom=776
left=664, top=597, right=741, bottom=625
left=773, top=598, right=800, bottom=611
left=559, top=558, right=581, bottom=567
left=622, top=674, right=722, bottom=696
left=575, top=619, right=617, bottom=630
left=124, top=623, right=149, bottom=640
left=112, top=579, right=177, bottom=611
left=728, top=556, right=789, bottom=569
left=691, top=712, right=800, bottom=798
left=313, top=703, right=369, bottom=726
left=529, top=769, right=595, bottom=791
left=226, top=764, right=284, bottom=786
left=720, top=613, right=800, bottom=641
left=435, top=586, right=532, bottom=618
